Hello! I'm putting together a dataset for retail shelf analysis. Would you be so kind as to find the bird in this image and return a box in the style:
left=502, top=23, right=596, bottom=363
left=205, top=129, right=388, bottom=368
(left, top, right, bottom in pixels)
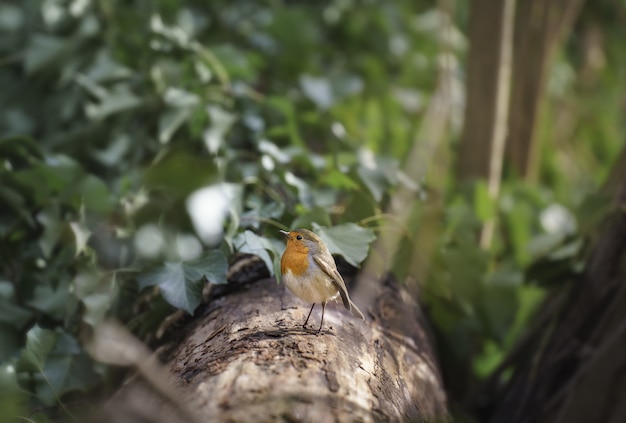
left=279, top=228, right=364, bottom=333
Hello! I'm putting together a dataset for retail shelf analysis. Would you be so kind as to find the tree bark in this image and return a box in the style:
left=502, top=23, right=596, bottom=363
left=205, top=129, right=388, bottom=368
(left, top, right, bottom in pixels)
left=103, top=274, right=448, bottom=422
left=482, top=144, right=626, bottom=423
left=506, top=0, right=585, bottom=180
left=456, top=0, right=515, bottom=248
left=457, top=0, right=514, bottom=183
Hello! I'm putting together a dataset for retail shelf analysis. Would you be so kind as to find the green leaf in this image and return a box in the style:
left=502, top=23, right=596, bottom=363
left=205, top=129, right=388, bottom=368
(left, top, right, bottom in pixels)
left=321, top=169, right=359, bottom=190
left=36, top=209, right=64, bottom=259
left=0, top=136, right=43, bottom=163
left=0, top=299, right=33, bottom=329
left=299, top=74, right=334, bottom=109
left=78, top=175, right=113, bottom=214
left=27, top=278, right=72, bottom=319
left=234, top=230, right=278, bottom=276
left=85, top=86, right=141, bottom=120
left=82, top=293, right=111, bottom=327
left=42, top=353, right=99, bottom=398
left=139, top=250, right=228, bottom=313
left=443, top=246, right=486, bottom=304
left=0, top=326, right=21, bottom=361
left=204, top=105, right=236, bottom=153
left=356, top=151, right=401, bottom=202
left=311, top=223, right=376, bottom=267
left=22, top=326, right=59, bottom=371
left=24, top=34, right=67, bottom=74
left=139, top=262, right=201, bottom=314
left=184, top=250, right=229, bottom=285
left=159, top=107, right=193, bottom=144
left=0, top=185, right=35, bottom=230
left=69, top=221, right=92, bottom=257
left=478, top=271, right=521, bottom=343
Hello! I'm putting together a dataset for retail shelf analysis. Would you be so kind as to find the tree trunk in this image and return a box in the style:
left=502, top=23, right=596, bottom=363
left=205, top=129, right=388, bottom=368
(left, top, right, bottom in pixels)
left=481, top=144, right=626, bottom=423
left=456, top=0, right=515, bottom=248
left=457, top=0, right=514, bottom=183
left=102, top=273, right=448, bottom=422
left=506, top=0, right=585, bottom=180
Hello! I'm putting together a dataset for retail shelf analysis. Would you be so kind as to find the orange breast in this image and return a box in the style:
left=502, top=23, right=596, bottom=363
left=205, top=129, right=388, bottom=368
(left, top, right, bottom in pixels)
left=281, top=248, right=309, bottom=276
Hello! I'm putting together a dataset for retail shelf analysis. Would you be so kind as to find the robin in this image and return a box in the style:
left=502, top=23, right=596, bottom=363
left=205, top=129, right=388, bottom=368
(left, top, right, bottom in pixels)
left=280, top=229, right=365, bottom=333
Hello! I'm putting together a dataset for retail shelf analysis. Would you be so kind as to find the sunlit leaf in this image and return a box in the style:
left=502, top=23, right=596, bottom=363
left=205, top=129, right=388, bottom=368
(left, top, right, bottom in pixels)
left=203, top=106, right=236, bottom=153
left=69, top=221, right=91, bottom=257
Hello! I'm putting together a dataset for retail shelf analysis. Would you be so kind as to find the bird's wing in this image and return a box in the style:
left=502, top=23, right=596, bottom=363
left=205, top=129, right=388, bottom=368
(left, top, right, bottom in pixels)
left=313, top=254, right=352, bottom=310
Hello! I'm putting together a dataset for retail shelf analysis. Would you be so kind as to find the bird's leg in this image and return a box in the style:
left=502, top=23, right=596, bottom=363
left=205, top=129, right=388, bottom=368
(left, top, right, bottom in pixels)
left=317, top=302, right=326, bottom=334
left=303, top=303, right=315, bottom=329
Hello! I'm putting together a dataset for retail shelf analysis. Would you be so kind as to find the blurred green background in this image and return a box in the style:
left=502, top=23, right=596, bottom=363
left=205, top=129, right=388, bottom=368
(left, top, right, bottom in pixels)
left=0, top=0, right=624, bottom=421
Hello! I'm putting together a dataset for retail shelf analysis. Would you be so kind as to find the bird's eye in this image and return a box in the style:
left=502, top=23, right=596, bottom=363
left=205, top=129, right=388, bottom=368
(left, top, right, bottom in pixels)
left=296, top=235, right=303, bottom=240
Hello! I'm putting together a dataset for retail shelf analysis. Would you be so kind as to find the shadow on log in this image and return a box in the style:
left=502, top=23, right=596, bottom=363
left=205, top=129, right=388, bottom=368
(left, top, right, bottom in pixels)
left=102, top=275, right=448, bottom=422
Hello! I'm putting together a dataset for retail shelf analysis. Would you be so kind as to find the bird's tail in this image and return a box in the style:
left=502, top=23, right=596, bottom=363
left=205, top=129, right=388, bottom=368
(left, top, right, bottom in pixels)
left=348, top=300, right=365, bottom=320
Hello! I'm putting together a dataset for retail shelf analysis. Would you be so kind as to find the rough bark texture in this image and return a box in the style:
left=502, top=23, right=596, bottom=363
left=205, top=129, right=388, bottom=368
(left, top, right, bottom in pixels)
left=105, top=273, right=448, bottom=423
left=481, top=148, right=626, bottom=423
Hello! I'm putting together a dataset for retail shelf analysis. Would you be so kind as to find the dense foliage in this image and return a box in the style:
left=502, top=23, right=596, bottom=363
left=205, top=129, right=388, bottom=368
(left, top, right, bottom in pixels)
left=0, top=0, right=623, bottom=421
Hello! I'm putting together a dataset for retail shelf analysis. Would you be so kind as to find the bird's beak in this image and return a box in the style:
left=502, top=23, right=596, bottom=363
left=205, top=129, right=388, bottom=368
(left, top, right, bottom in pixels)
left=279, top=230, right=290, bottom=238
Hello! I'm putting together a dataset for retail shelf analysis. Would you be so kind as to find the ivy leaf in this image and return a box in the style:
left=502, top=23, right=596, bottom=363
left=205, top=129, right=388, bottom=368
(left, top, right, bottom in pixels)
left=27, top=278, right=72, bottom=320
left=69, top=221, right=91, bottom=257
left=139, top=262, right=200, bottom=314
left=42, top=353, right=100, bottom=399
left=85, top=86, right=141, bottom=120
left=312, top=223, right=376, bottom=267
left=139, top=250, right=228, bottom=313
left=36, top=209, right=64, bottom=259
left=357, top=149, right=398, bottom=202
left=0, top=298, right=33, bottom=329
left=478, top=273, right=520, bottom=343
left=184, top=249, right=228, bottom=285
left=78, top=175, right=113, bottom=215
left=81, top=293, right=111, bottom=327
left=321, top=169, right=359, bottom=190
left=22, top=326, right=59, bottom=371
left=234, top=230, right=278, bottom=276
